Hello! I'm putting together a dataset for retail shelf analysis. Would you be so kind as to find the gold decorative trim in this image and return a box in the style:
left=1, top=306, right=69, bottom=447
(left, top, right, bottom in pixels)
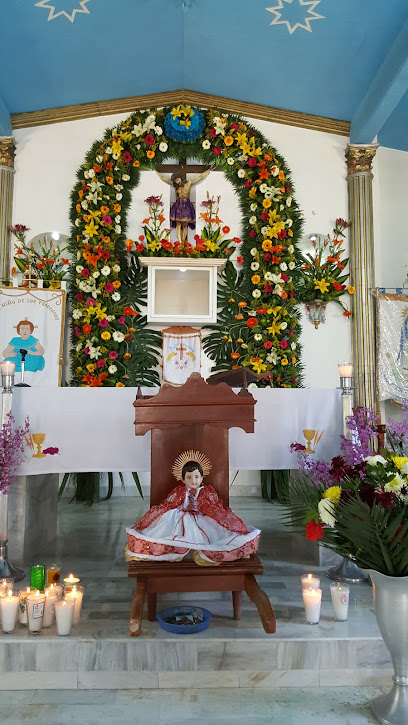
left=172, top=449, right=212, bottom=481
left=0, top=138, right=16, bottom=169
left=11, top=90, right=350, bottom=137
left=346, top=144, right=379, bottom=175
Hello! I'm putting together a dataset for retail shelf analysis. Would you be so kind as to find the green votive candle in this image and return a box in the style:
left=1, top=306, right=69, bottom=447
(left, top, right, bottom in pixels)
left=30, top=564, right=46, bottom=591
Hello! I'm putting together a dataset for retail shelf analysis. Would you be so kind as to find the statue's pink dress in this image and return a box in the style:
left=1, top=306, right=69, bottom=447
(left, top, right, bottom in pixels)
left=126, top=485, right=260, bottom=563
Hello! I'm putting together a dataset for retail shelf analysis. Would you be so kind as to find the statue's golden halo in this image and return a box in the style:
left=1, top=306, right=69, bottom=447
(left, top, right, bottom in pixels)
left=172, top=450, right=212, bottom=481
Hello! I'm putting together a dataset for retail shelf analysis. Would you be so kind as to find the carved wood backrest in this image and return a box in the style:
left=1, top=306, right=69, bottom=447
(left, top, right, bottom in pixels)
left=133, top=373, right=256, bottom=507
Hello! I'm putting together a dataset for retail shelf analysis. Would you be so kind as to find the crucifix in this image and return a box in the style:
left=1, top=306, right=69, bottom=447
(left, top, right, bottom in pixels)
left=156, top=157, right=221, bottom=243
left=176, top=342, right=186, bottom=361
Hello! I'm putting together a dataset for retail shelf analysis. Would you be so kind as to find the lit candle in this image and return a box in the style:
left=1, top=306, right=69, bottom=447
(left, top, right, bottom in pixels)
left=65, top=585, right=84, bottom=626
left=18, top=587, right=37, bottom=625
left=45, top=582, right=63, bottom=599
left=55, top=599, right=74, bottom=636
left=301, top=573, right=320, bottom=590
left=46, top=564, right=61, bottom=587
left=26, top=590, right=45, bottom=634
left=330, top=583, right=350, bottom=621
left=63, top=573, right=80, bottom=586
left=42, top=589, right=58, bottom=628
left=302, top=587, right=322, bottom=624
left=0, top=579, right=13, bottom=597
left=0, top=361, right=15, bottom=377
left=338, top=363, right=353, bottom=378
left=0, top=590, right=19, bottom=633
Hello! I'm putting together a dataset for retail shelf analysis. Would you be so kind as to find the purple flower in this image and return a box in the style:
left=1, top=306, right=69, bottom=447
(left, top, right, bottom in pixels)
left=0, top=414, right=30, bottom=495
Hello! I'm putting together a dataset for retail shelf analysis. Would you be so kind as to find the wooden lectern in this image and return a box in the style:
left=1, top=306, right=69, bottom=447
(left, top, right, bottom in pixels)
left=127, top=373, right=276, bottom=636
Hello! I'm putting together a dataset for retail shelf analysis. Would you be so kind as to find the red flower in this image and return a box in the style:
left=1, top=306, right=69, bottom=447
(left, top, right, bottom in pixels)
left=280, top=340, right=288, bottom=349
left=74, top=326, right=80, bottom=338
left=99, top=318, right=109, bottom=328
left=289, top=290, right=294, bottom=298
left=75, top=293, right=84, bottom=302
left=233, top=237, right=241, bottom=244
left=264, top=341, right=273, bottom=349
left=278, top=230, right=286, bottom=239
left=247, top=317, right=258, bottom=328
left=97, top=359, right=105, bottom=368
left=248, top=158, right=257, bottom=167
left=230, top=123, right=239, bottom=132
left=286, top=186, right=290, bottom=193
left=136, top=243, right=145, bottom=252
left=104, top=282, right=114, bottom=293
left=261, top=212, right=269, bottom=221
left=122, top=151, right=132, bottom=163
left=280, top=273, right=287, bottom=282
left=264, top=284, right=273, bottom=293
left=214, top=146, right=222, bottom=155
left=81, top=269, right=90, bottom=278
left=222, top=226, right=230, bottom=234
left=138, top=235, right=145, bottom=241
left=210, top=128, right=217, bottom=138
left=102, top=215, right=112, bottom=225
left=306, top=520, right=325, bottom=541
left=333, top=282, right=345, bottom=291
left=264, top=253, right=271, bottom=262
left=100, top=250, right=110, bottom=260
left=249, top=229, right=256, bottom=238
left=145, top=134, right=155, bottom=146
left=237, top=256, right=244, bottom=265
left=117, top=316, right=125, bottom=324
left=109, top=351, right=118, bottom=359
left=244, top=180, right=252, bottom=188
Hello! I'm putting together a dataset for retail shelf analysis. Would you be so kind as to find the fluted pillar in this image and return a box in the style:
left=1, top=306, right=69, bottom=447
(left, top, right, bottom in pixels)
left=346, top=144, right=378, bottom=411
left=0, top=137, right=15, bottom=284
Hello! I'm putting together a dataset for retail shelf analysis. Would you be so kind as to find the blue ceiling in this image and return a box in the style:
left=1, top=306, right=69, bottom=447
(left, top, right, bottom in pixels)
left=1, top=0, right=408, bottom=150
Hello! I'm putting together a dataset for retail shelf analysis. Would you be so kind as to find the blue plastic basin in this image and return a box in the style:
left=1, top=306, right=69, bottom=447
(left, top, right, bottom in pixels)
left=157, top=606, right=212, bottom=634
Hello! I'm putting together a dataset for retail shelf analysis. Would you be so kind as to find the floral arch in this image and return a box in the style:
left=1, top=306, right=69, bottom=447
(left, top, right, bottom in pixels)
left=68, top=105, right=303, bottom=387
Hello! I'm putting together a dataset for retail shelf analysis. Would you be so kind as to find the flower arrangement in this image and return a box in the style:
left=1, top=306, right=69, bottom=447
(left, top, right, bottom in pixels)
left=299, top=218, right=354, bottom=316
left=69, top=105, right=303, bottom=387
left=0, top=413, right=30, bottom=495
left=286, top=406, right=408, bottom=576
left=10, top=225, right=71, bottom=287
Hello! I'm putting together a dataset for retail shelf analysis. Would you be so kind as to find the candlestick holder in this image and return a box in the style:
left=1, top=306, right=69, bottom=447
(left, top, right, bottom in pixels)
left=14, top=349, right=30, bottom=388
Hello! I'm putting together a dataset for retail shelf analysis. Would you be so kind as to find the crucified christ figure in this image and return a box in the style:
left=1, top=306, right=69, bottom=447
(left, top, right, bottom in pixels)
left=156, top=167, right=213, bottom=243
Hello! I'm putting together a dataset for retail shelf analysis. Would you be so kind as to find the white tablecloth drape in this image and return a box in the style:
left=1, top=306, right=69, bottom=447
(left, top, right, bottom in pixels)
left=11, top=387, right=343, bottom=475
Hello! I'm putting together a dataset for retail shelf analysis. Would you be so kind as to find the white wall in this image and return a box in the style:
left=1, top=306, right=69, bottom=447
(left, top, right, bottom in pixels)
left=12, top=111, right=352, bottom=389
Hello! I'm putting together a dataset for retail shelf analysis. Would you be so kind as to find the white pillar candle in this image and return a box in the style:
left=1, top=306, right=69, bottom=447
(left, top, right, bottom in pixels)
left=330, top=583, right=350, bottom=621
left=42, top=590, right=58, bottom=628
left=65, top=585, right=84, bottom=626
left=0, top=579, right=13, bottom=597
left=55, top=599, right=74, bottom=636
left=301, top=573, right=320, bottom=590
left=18, top=587, right=38, bottom=625
left=45, top=583, right=63, bottom=599
left=26, top=591, right=45, bottom=634
left=0, top=590, right=19, bottom=632
left=302, top=587, right=322, bottom=624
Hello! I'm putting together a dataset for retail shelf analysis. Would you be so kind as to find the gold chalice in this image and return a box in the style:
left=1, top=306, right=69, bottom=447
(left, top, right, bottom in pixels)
left=32, top=433, right=46, bottom=458
left=303, top=429, right=316, bottom=454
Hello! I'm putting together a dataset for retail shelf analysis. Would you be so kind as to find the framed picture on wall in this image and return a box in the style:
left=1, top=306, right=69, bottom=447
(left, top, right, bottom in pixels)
left=0, top=287, right=66, bottom=387
left=376, top=290, right=408, bottom=403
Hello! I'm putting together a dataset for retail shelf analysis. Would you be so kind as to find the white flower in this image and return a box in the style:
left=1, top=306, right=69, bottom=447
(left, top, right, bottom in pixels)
left=115, top=184, right=124, bottom=190
left=291, top=342, right=296, bottom=350
left=365, top=455, right=387, bottom=467
left=76, top=252, right=81, bottom=261
left=122, top=174, right=130, bottom=182
left=202, top=140, right=211, bottom=150
left=237, top=169, right=246, bottom=178
left=75, top=219, right=80, bottom=227
left=286, top=197, right=292, bottom=207
left=133, top=123, right=143, bottom=136
left=239, top=154, right=248, bottom=162
left=280, top=262, right=288, bottom=271
left=280, top=321, right=287, bottom=330
left=72, top=309, right=82, bottom=320
left=261, top=227, right=269, bottom=236
left=105, top=146, right=112, bottom=155
left=250, top=248, right=257, bottom=256
left=288, top=244, right=294, bottom=253
left=384, top=474, right=404, bottom=495
left=259, top=184, right=268, bottom=194
left=145, top=114, right=156, bottom=130
left=81, top=201, right=88, bottom=210
left=279, top=204, right=284, bottom=211
left=288, top=262, right=295, bottom=270
left=241, top=343, right=248, bottom=349
left=254, top=333, right=262, bottom=341
left=402, top=462, right=408, bottom=475
left=227, top=157, right=234, bottom=165
left=76, top=265, right=84, bottom=273
left=116, top=193, right=123, bottom=201
left=115, top=225, right=121, bottom=234
left=113, top=331, right=125, bottom=343
left=287, top=219, right=293, bottom=228
left=266, top=351, right=278, bottom=364
left=271, top=166, right=279, bottom=177
left=108, top=365, right=117, bottom=374
left=155, top=126, right=163, bottom=136
left=92, top=289, right=101, bottom=299
left=264, top=272, right=272, bottom=281
left=96, top=155, right=103, bottom=163
left=93, top=271, right=100, bottom=279
left=112, top=264, right=121, bottom=273
left=112, top=153, right=119, bottom=160
left=101, top=266, right=111, bottom=276
left=112, top=292, right=121, bottom=302
left=89, top=346, right=102, bottom=360
left=76, top=343, right=83, bottom=352
left=115, top=215, right=121, bottom=224
left=252, top=289, right=261, bottom=298
left=274, top=284, right=283, bottom=295
left=249, top=216, right=257, bottom=225
left=107, top=315, right=115, bottom=322
left=318, top=499, right=336, bottom=528
left=159, top=141, right=168, bottom=152
left=251, top=262, right=259, bottom=271
left=250, top=203, right=257, bottom=212
left=84, top=170, right=90, bottom=179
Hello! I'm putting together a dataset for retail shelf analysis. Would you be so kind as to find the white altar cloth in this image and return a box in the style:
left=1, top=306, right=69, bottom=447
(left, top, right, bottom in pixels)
left=11, top=387, right=343, bottom=475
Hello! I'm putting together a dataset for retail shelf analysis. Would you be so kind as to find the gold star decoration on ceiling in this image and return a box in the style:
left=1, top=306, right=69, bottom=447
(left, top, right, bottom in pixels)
left=266, top=0, right=324, bottom=34
left=35, top=0, right=91, bottom=23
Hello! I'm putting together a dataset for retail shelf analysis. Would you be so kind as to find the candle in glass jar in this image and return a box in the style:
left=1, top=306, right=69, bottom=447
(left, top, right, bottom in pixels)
left=26, top=590, right=45, bottom=634
left=55, top=599, right=74, bottom=636
left=1, top=590, right=19, bottom=633
left=301, top=573, right=320, bottom=590
left=330, top=583, right=350, bottom=621
left=42, top=589, right=58, bottom=628
left=45, top=582, right=63, bottom=599
left=46, top=564, right=61, bottom=587
left=302, top=587, right=322, bottom=624
left=63, top=573, right=80, bottom=586
left=0, top=579, right=13, bottom=598
left=65, top=585, right=84, bottom=626
left=18, top=587, right=38, bottom=625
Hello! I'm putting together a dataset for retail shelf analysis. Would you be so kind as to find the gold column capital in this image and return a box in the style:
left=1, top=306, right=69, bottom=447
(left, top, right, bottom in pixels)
left=345, top=144, right=379, bottom=175
left=0, top=137, right=15, bottom=169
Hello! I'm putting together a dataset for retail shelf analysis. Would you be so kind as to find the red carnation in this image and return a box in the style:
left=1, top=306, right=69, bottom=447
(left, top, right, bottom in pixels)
left=248, top=158, right=257, bottom=167
left=306, top=520, right=324, bottom=541
left=145, top=134, right=155, bottom=146
left=214, top=146, right=222, bottom=155
left=97, top=359, right=105, bottom=368
left=264, top=284, right=273, bottom=293
left=247, top=317, right=258, bottom=328
left=264, top=253, right=271, bottom=261
left=280, top=340, right=288, bottom=349
left=230, top=123, right=239, bottom=132
left=210, top=128, right=217, bottom=138
left=136, top=243, right=145, bottom=252
left=245, top=180, right=252, bottom=188
left=261, top=212, right=269, bottom=221
left=75, top=293, right=84, bottom=302
left=122, top=151, right=132, bottom=163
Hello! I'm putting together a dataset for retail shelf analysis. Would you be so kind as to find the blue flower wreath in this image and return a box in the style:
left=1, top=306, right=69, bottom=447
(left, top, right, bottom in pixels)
left=164, top=107, right=205, bottom=142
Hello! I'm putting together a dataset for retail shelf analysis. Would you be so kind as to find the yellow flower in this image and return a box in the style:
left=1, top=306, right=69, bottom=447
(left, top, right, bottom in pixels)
left=262, top=240, right=272, bottom=251
left=86, top=363, right=96, bottom=373
left=240, top=141, right=252, bottom=156
left=88, top=208, right=101, bottom=219
left=94, top=305, right=108, bottom=321
left=281, top=358, right=288, bottom=366
left=116, top=382, right=125, bottom=387
left=111, top=138, right=123, bottom=156
left=84, top=219, right=99, bottom=238
left=323, top=486, right=342, bottom=503
left=205, top=239, right=218, bottom=252
left=119, top=130, right=132, bottom=142
left=314, top=278, right=330, bottom=293
left=251, top=359, right=267, bottom=374
left=224, top=136, right=234, bottom=146
left=348, top=286, right=355, bottom=294
left=288, top=229, right=293, bottom=237
left=248, top=187, right=257, bottom=198
left=148, top=239, right=162, bottom=252
left=267, top=321, right=281, bottom=336
left=251, top=274, right=261, bottom=285
left=101, top=331, right=111, bottom=340
left=249, top=143, right=262, bottom=156
left=268, top=221, right=285, bottom=238
left=392, top=456, right=408, bottom=470
left=262, top=199, right=272, bottom=209
left=229, top=298, right=235, bottom=303
left=146, top=150, right=155, bottom=159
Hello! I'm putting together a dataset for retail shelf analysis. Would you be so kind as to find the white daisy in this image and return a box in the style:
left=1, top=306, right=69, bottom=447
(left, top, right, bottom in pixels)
left=226, top=157, right=234, bottom=165
left=113, top=331, right=125, bottom=343
left=112, top=292, right=121, bottom=302
left=250, top=248, right=257, bottom=256
left=159, top=141, right=168, bottom=152
left=251, top=262, right=259, bottom=271
left=101, top=266, right=111, bottom=276
left=249, top=216, right=257, bottom=225
left=108, top=365, right=117, bottom=374
left=202, top=140, right=211, bottom=150
left=254, top=334, right=262, bottom=341
left=72, top=309, right=82, bottom=320
left=237, top=169, right=246, bottom=178
left=252, top=289, right=261, bottom=298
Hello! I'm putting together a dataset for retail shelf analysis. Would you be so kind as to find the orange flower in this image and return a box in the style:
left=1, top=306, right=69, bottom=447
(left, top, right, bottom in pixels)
left=251, top=275, right=260, bottom=284
left=112, top=280, right=121, bottom=289
left=231, top=352, right=240, bottom=359
left=123, top=306, right=139, bottom=316
left=133, top=160, right=140, bottom=168
left=123, top=352, right=132, bottom=359
left=78, top=189, right=84, bottom=198
left=146, top=150, right=155, bottom=159
left=238, top=301, right=247, bottom=308
left=348, top=286, right=355, bottom=294
left=262, top=199, right=272, bottom=208
left=103, top=236, right=110, bottom=243
left=83, top=214, right=90, bottom=223
left=224, top=135, right=234, bottom=146
left=124, top=334, right=133, bottom=340
left=232, top=365, right=240, bottom=370
left=76, top=203, right=81, bottom=213
left=262, top=240, right=272, bottom=251
left=100, top=206, right=110, bottom=215
left=235, top=314, right=244, bottom=320
left=343, top=310, right=352, bottom=317
left=106, top=176, right=113, bottom=185
left=93, top=164, right=101, bottom=173
left=264, top=154, right=272, bottom=161
left=222, top=226, right=230, bottom=234
left=259, top=169, right=269, bottom=180
left=83, top=324, right=92, bottom=335
left=280, top=290, right=288, bottom=299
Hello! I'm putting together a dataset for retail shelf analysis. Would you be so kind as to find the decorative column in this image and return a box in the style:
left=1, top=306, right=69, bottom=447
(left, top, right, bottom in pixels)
left=0, top=137, right=15, bottom=284
left=345, top=144, right=378, bottom=412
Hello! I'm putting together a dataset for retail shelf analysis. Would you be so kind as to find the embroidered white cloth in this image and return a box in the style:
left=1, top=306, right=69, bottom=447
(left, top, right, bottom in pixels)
left=162, top=327, right=201, bottom=385
left=11, top=387, right=343, bottom=474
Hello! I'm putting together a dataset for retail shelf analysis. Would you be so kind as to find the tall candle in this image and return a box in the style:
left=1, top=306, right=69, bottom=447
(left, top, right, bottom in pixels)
left=301, top=573, right=320, bottom=590
left=65, top=585, right=84, bottom=626
left=26, top=590, right=45, bottom=634
left=302, top=587, right=322, bottom=624
left=330, top=583, right=350, bottom=621
left=45, top=583, right=63, bottom=599
left=46, top=564, right=61, bottom=586
left=42, top=590, right=58, bottom=628
left=55, top=599, right=74, bottom=636
left=1, top=590, right=19, bottom=633
left=18, top=587, right=38, bottom=625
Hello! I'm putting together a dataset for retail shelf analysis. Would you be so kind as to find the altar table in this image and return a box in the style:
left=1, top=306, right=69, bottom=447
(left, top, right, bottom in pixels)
left=11, top=387, right=342, bottom=475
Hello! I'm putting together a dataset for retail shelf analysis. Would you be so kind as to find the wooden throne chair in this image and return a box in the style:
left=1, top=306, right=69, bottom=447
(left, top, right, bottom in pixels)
left=127, top=372, right=276, bottom=637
